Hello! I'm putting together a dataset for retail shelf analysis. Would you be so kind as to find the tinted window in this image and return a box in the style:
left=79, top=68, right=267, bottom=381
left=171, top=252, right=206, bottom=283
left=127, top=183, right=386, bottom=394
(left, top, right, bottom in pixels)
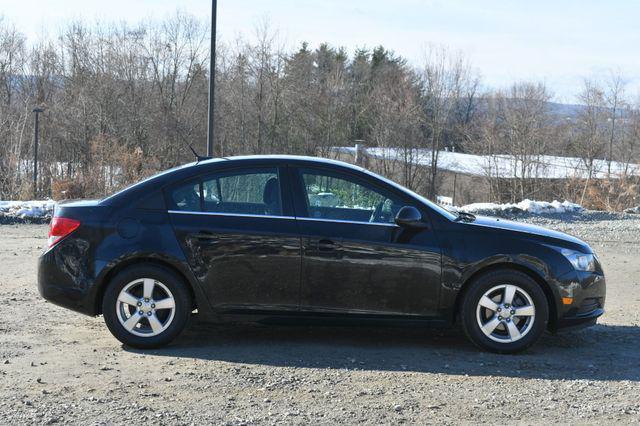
left=202, top=168, right=282, bottom=216
left=170, top=181, right=201, bottom=211
left=168, top=169, right=282, bottom=215
left=300, top=169, right=403, bottom=224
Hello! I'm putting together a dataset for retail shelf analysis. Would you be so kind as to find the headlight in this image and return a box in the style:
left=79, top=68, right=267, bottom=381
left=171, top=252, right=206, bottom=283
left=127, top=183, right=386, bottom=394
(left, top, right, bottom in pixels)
left=560, top=249, right=597, bottom=272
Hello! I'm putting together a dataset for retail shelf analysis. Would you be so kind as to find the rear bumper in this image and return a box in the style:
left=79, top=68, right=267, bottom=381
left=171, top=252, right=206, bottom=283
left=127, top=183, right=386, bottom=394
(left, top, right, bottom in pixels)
left=38, top=245, right=97, bottom=316
left=553, top=270, right=606, bottom=331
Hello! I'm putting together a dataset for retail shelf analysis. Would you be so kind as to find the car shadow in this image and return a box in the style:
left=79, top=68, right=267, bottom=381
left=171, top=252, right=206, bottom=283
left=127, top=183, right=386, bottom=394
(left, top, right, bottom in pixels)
left=125, top=322, right=640, bottom=382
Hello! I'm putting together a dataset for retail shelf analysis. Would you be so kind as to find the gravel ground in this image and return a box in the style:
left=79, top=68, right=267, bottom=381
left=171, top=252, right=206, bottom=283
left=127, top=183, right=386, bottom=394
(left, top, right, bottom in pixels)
left=1, top=217, right=639, bottom=425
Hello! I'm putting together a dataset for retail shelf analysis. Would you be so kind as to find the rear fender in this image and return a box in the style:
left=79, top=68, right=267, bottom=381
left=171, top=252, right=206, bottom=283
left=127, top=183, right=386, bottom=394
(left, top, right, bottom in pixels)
left=89, top=208, right=215, bottom=319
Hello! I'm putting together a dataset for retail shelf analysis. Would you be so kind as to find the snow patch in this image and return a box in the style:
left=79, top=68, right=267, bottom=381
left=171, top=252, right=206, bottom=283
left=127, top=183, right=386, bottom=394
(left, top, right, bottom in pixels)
left=0, top=200, right=56, bottom=219
left=457, top=199, right=584, bottom=216
left=624, top=206, right=640, bottom=214
left=331, top=146, right=640, bottom=180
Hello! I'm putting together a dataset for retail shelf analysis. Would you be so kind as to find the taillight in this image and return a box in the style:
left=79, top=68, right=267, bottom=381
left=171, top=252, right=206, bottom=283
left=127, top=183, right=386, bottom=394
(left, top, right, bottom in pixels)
left=48, top=217, right=81, bottom=248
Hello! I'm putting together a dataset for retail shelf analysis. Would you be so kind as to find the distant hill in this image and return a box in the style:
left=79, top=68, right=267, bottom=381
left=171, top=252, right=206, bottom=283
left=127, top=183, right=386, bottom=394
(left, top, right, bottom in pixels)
left=547, top=102, right=585, bottom=119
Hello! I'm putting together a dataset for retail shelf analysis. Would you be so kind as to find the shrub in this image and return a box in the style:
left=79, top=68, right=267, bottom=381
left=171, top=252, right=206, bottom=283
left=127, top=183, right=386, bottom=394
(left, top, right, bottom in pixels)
left=52, top=179, right=86, bottom=200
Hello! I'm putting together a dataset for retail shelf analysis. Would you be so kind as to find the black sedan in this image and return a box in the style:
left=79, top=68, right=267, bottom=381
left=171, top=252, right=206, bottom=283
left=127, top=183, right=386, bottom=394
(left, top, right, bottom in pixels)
left=38, top=156, right=605, bottom=353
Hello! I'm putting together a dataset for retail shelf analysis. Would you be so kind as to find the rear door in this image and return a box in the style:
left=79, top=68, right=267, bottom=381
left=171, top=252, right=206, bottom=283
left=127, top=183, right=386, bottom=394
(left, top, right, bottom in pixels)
left=291, top=166, right=442, bottom=317
left=166, top=164, right=301, bottom=313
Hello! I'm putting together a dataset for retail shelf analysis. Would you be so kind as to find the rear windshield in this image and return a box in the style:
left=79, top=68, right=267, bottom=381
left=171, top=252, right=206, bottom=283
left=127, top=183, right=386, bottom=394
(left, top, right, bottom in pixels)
left=101, top=163, right=196, bottom=203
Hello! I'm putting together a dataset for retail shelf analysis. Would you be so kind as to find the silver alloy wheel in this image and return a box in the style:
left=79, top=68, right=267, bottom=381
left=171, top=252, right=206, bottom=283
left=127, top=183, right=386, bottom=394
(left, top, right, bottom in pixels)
left=475, top=284, right=536, bottom=343
left=116, top=278, right=176, bottom=338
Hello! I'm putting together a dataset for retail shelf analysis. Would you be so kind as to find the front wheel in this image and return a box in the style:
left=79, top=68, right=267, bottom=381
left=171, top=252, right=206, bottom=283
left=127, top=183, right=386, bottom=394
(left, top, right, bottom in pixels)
left=102, top=264, right=192, bottom=348
left=460, top=269, right=549, bottom=354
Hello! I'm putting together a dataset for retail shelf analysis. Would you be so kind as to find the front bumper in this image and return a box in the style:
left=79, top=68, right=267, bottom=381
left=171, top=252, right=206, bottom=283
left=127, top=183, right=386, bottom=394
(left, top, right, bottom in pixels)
left=553, top=270, right=606, bottom=331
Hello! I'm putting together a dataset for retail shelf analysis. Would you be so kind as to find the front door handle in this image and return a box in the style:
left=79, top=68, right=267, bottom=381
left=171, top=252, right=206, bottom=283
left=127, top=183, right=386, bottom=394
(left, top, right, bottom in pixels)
left=317, top=239, right=336, bottom=252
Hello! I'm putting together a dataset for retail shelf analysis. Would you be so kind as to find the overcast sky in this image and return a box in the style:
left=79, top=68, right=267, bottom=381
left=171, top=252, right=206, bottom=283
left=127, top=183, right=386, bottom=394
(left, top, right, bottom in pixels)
left=2, top=0, right=639, bottom=102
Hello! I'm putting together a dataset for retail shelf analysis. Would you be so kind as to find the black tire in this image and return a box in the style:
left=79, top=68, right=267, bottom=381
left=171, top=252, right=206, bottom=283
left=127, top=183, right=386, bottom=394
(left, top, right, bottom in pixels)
left=102, top=264, right=192, bottom=349
left=460, top=269, right=549, bottom=354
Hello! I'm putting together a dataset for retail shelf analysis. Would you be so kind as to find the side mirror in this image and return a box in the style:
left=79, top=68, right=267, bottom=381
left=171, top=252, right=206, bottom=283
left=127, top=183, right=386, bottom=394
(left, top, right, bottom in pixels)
left=394, top=206, right=428, bottom=228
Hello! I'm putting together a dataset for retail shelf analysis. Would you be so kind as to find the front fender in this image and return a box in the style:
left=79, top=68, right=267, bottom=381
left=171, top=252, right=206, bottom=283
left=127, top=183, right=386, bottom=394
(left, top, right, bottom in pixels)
left=437, top=230, right=568, bottom=324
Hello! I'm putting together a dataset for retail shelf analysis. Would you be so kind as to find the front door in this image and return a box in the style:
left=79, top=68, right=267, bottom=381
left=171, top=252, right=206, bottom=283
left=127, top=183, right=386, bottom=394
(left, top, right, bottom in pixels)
left=292, top=166, right=442, bottom=317
left=167, top=165, right=301, bottom=313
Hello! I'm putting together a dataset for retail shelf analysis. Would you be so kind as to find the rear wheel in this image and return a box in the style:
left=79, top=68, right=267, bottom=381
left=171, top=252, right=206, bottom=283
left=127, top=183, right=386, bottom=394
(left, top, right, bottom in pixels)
left=102, top=264, right=192, bottom=348
left=460, top=269, right=548, bottom=354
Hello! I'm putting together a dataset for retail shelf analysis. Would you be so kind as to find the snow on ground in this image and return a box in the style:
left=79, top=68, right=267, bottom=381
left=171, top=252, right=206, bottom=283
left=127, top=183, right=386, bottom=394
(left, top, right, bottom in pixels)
left=0, top=197, right=634, bottom=224
left=456, top=199, right=584, bottom=216
left=331, top=146, right=640, bottom=179
left=0, top=200, right=56, bottom=221
left=0, top=198, right=583, bottom=220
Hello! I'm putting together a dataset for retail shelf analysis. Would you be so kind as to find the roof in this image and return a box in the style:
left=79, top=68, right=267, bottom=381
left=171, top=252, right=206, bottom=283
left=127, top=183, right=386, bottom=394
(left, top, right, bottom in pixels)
left=103, top=154, right=370, bottom=206
left=209, top=154, right=365, bottom=169
left=331, top=147, right=640, bottom=180
left=198, top=154, right=371, bottom=174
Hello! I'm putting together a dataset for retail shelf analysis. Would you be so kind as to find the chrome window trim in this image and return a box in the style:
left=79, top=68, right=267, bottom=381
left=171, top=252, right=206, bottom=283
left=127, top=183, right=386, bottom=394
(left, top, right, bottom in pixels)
left=168, top=210, right=294, bottom=220
left=294, top=216, right=399, bottom=227
left=167, top=210, right=398, bottom=227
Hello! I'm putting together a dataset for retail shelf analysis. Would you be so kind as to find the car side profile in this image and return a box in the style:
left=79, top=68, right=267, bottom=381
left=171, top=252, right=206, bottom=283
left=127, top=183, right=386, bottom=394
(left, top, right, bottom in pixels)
left=38, top=156, right=606, bottom=353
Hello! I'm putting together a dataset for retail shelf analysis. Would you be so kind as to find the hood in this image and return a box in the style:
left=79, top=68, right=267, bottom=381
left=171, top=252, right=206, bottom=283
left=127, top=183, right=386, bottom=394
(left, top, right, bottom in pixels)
left=465, top=215, right=591, bottom=252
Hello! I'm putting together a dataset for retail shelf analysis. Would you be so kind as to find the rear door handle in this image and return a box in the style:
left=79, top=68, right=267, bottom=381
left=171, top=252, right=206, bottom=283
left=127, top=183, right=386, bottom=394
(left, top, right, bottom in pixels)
left=193, top=231, right=218, bottom=243
left=317, top=239, right=336, bottom=252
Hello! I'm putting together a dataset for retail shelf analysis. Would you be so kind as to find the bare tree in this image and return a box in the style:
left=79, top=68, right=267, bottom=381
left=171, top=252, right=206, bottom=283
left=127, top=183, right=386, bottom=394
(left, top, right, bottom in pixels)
left=604, top=72, right=627, bottom=175
left=571, top=80, right=608, bottom=204
left=419, top=45, right=477, bottom=198
left=0, top=13, right=637, bottom=211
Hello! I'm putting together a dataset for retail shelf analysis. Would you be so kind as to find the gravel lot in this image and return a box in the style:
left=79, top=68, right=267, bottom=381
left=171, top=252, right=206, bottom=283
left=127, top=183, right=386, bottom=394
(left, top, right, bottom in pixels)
left=1, top=216, right=640, bottom=425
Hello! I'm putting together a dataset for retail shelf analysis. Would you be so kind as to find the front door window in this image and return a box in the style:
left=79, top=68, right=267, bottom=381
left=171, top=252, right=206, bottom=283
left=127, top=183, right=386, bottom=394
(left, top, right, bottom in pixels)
left=300, top=169, right=402, bottom=224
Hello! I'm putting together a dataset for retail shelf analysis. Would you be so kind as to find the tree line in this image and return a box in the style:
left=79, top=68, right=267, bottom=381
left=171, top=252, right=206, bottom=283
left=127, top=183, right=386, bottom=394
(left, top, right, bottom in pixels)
left=0, top=13, right=638, bottom=209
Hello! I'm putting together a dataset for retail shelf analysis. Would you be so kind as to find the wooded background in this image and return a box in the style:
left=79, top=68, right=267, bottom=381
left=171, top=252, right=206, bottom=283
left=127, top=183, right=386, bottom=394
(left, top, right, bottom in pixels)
left=1, top=13, right=638, bottom=209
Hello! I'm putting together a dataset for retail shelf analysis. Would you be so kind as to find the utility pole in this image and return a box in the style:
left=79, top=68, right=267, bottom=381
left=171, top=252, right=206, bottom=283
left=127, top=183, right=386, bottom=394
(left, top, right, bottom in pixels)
left=207, top=0, right=218, bottom=157
left=354, top=140, right=366, bottom=165
left=32, top=106, right=44, bottom=198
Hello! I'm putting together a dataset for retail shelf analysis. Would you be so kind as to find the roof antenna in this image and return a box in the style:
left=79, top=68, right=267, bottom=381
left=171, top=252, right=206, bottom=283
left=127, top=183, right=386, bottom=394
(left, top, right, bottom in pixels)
left=187, top=144, right=212, bottom=162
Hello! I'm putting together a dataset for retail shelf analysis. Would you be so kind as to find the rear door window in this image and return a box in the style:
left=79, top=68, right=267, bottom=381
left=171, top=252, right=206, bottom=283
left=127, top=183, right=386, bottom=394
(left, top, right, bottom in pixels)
left=169, top=181, right=201, bottom=211
left=203, top=169, right=282, bottom=216
left=167, top=168, right=282, bottom=216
